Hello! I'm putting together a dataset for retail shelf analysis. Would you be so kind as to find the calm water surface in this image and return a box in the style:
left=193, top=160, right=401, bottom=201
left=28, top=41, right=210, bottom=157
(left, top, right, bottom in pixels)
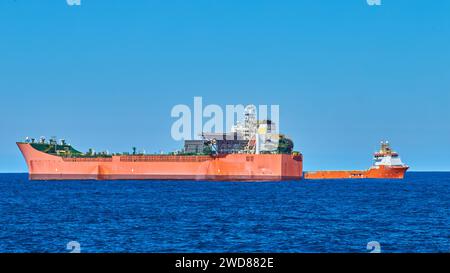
left=0, top=172, right=448, bottom=253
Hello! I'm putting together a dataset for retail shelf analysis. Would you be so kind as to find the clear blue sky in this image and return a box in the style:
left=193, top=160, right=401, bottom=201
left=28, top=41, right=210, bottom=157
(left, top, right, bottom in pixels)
left=1, top=0, right=449, bottom=172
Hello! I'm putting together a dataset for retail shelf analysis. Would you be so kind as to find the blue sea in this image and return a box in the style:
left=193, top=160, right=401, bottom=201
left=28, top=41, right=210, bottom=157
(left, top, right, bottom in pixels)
left=0, top=172, right=448, bottom=253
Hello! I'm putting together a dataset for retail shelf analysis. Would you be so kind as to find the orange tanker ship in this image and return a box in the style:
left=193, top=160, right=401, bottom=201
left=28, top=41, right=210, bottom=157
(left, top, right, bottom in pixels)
left=305, top=141, right=409, bottom=179
left=17, top=142, right=302, bottom=181
left=17, top=109, right=303, bottom=181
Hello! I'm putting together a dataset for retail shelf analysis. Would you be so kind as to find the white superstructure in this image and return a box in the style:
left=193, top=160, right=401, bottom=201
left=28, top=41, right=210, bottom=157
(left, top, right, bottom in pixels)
left=372, top=141, right=407, bottom=167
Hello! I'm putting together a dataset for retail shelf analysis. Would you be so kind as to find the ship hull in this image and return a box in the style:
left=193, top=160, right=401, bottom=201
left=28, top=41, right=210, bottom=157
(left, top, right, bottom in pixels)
left=18, top=143, right=303, bottom=181
left=304, top=165, right=408, bottom=180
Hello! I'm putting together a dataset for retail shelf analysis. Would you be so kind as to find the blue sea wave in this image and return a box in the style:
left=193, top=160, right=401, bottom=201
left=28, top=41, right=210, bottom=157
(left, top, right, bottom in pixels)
left=0, top=172, right=448, bottom=253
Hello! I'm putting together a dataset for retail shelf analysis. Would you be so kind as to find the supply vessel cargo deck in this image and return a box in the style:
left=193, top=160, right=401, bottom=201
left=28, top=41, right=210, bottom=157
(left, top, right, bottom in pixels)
left=304, top=141, right=409, bottom=179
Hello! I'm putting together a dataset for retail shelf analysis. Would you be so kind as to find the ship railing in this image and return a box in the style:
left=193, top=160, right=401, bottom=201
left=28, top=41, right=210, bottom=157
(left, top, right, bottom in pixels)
left=119, top=155, right=212, bottom=162
left=62, top=157, right=113, bottom=162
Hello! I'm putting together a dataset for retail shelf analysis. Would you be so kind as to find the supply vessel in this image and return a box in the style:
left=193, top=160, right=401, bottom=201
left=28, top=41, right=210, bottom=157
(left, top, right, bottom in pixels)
left=304, top=141, right=409, bottom=179
left=18, top=106, right=303, bottom=181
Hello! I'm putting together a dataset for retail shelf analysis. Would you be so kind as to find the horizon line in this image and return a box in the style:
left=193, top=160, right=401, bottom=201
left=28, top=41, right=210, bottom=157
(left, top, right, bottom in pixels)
left=1, top=171, right=450, bottom=174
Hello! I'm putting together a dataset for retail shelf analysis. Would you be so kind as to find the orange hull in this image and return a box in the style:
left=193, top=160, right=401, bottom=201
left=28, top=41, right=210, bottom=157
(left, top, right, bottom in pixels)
left=304, top=165, right=408, bottom=180
left=17, top=143, right=303, bottom=181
